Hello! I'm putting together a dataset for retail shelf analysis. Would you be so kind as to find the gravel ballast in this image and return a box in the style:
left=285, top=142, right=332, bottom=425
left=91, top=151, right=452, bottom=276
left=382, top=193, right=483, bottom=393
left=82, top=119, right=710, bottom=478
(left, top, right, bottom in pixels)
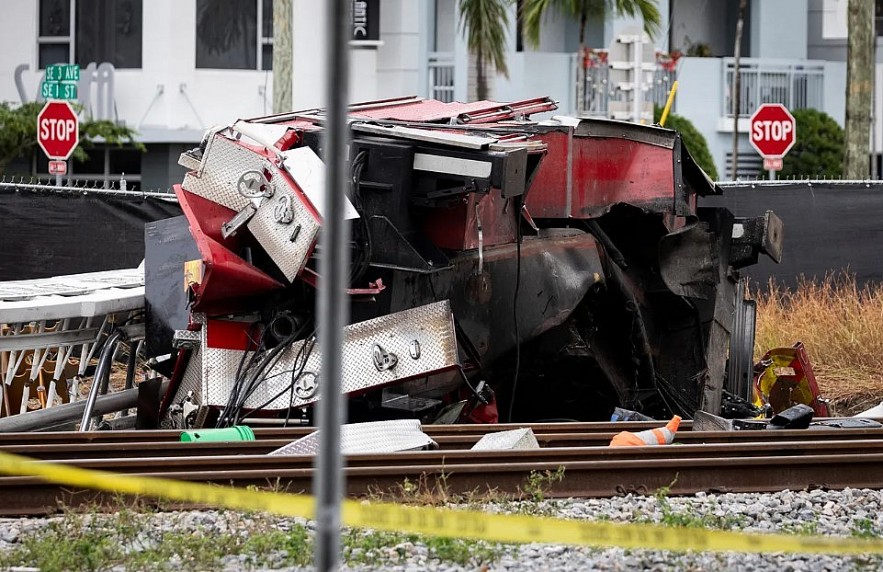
left=1, top=488, right=882, bottom=571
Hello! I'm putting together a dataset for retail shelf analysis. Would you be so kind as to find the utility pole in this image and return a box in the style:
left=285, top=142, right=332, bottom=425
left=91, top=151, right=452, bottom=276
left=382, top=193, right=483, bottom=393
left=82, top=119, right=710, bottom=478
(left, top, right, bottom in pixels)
left=844, top=0, right=873, bottom=179
left=273, top=0, right=292, bottom=114
left=731, top=0, right=747, bottom=179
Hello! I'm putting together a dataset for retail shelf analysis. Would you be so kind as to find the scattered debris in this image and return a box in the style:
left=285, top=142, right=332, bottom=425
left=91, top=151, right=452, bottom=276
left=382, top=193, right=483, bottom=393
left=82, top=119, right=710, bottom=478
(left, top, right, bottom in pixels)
left=180, top=425, right=255, bottom=442
left=854, top=401, right=883, bottom=418
left=753, top=342, right=829, bottom=417
left=610, top=407, right=654, bottom=422
left=609, top=416, right=681, bottom=446
left=767, top=403, right=814, bottom=429
left=269, top=419, right=437, bottom=455
left=470, top=428, right=539, bottom=451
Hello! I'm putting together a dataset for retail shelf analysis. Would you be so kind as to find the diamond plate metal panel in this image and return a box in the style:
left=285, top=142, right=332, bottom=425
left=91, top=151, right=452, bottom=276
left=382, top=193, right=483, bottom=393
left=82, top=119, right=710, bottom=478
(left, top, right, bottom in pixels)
left=269, top=419, right=437, bottom=456
left=471, top=428, right=540, bottom=451
left=246, top=190, right=321, bottom=282
left=258, top=300, right=458, bottom=410
left=161, top=346, right=204, bottom=429
left=181, top=135, right=263, bottom=212
left=169, top=301, right=458, bottom=412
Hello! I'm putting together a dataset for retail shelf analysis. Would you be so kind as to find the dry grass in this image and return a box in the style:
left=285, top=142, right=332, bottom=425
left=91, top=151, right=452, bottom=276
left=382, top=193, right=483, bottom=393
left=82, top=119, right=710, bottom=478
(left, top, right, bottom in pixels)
left=752, top=273, right=883, bottom=415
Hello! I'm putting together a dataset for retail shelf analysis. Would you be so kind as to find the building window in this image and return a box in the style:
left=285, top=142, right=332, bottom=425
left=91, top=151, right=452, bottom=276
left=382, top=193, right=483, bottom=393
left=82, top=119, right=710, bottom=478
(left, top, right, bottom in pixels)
left=38, top=0, right=143, bottom=69
left=196, top=0, right=274, bottom=70
left=877, top=0, right=883, bottom=36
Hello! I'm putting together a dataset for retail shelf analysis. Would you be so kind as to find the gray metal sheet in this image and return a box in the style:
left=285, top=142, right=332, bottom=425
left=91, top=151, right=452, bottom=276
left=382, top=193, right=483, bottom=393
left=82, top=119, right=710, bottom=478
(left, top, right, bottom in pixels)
left=181, top=134, right=270, bottom=212
left=166, top=300, right=458, bottom=414
left=269, top=419, right=437, bottom=456
left=471, top=428, right=540, bottom=451
left=246, top=189, right=321, bottom=282
left=260, top=300, right=459, bottom=410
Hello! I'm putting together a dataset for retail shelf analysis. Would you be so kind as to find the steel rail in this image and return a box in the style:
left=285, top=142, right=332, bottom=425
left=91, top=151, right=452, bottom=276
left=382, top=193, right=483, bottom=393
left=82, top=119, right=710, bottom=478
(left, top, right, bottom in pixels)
left=3, top=418, right=880, bottom=444
left=2, top=450, right=882, bottom=516
left=2, top=427, right=883, bottom=458
left=4, top=439, right=883, bottom=468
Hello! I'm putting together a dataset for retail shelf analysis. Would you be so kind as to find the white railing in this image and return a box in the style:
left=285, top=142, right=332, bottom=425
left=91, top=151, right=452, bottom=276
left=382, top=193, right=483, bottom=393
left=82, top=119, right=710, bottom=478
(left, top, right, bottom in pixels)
left=428, top=52, right=455, bottom=103
left=722, top=58, right=825, bottom=117
left=574, top=51, right=676, bottom=118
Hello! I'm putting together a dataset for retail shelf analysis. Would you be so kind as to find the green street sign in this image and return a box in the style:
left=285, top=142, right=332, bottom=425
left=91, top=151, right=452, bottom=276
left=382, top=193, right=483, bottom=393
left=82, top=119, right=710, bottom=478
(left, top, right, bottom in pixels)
left=41, top=82, right=78, bottom=100
left=45, top=64, right=80, bottom=82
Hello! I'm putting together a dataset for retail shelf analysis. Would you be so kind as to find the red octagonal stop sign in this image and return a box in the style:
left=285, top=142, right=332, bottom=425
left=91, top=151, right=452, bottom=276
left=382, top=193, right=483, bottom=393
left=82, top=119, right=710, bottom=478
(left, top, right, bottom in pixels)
left=37, top=101, right=79, bottom=160
left=749, top=104, right=796, bottom=159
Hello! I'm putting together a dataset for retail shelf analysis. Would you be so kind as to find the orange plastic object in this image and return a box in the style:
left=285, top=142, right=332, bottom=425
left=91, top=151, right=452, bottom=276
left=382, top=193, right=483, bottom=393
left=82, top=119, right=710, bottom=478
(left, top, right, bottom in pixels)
left=609, top=416, right=681, bottom=447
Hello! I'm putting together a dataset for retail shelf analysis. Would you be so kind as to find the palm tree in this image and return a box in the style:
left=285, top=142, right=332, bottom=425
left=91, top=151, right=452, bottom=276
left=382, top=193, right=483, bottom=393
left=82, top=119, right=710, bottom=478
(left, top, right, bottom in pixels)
left=521, top=0, right=661, bottom=54
left=521, top=0, right=660, bottom=116
left=458, top=0, right=511, bottom=100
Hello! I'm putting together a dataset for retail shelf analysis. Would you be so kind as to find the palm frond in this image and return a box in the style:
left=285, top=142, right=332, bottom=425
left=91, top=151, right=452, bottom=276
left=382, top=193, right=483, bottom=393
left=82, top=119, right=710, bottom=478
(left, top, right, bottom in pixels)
left=522, top=0, right=661, bottom=48
left=609, top=0, right=661, bottom=37
left=459, top=0, right=510, bottom=77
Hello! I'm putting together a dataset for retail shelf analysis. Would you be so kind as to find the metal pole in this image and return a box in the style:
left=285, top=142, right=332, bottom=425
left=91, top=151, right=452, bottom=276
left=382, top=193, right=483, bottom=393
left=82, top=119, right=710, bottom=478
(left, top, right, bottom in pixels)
left=55, top=174, right=62, bottom=187
left=314, top=0, right=350, bottom=569
left=769, top=169, right=776, bottom=181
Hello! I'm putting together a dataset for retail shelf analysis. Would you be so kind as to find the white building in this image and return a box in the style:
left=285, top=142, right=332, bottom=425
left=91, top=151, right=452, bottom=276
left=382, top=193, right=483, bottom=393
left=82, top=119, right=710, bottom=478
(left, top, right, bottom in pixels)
left=0, top=0, right=878, bottom=188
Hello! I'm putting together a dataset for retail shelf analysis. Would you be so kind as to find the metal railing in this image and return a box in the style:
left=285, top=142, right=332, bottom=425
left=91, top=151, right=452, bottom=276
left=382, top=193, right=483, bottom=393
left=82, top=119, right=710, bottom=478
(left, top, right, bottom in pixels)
left=428, top=52, right=455, bottom=103
left=574, top=52, right=676, bottom=118
left=722, top=58, right=825, bottom=117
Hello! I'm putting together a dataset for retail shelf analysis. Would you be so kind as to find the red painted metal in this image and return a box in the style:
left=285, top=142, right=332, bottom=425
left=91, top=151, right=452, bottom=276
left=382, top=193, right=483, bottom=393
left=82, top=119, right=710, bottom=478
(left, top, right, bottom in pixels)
left=205, top=319, right=258, bottom=351
left=422, top=189, right=517, bottom=251
left=174, top=186, right=285, bottom=313
left=527, top=128, right=679, bottom=219
left=524, top=129, right=572, bottom=219
left=570, top=135, right=675, bottom=218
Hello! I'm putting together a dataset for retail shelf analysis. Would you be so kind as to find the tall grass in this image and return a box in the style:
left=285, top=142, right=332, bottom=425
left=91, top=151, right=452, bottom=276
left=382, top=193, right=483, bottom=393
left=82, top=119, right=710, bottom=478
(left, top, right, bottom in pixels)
left=752, top=273, right=883, bottom=415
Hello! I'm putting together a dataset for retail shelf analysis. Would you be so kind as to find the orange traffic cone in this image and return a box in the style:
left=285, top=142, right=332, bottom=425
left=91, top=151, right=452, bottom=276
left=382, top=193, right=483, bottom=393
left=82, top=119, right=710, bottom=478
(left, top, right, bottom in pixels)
left=609, top=416, right=681, bottom=447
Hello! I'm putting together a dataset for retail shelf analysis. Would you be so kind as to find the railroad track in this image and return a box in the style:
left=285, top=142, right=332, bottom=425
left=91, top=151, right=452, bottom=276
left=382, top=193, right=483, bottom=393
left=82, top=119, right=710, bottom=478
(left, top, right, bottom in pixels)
left=1, top=422, right=882, bottom=516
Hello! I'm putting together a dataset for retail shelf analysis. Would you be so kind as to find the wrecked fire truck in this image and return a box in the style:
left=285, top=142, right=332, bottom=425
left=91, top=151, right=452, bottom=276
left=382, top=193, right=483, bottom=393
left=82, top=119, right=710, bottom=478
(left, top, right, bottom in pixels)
left=134, top=95, right=782, bottom=429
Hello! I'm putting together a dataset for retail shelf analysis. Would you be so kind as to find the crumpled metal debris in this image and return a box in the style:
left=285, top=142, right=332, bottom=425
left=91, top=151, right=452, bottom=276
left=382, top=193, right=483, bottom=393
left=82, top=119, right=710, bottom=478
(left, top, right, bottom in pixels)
left=269, top=419, right=437, bottom=455
left=471, top=428, right=539, bottom=451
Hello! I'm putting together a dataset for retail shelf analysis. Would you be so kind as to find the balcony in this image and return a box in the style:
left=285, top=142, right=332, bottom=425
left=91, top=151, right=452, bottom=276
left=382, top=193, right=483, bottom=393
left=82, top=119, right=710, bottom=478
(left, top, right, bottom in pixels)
left=574, top=51, right=677, bottom=119
left=722, top=58, right=825, bottom=117
left=428, top=52, right=455, bottom=103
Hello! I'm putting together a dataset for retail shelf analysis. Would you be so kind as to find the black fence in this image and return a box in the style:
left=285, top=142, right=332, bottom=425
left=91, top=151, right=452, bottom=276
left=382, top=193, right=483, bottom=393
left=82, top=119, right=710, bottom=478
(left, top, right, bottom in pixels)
left=703, top=181, right=883, bottom=287
left=2, top=181, right=881, bottom=288
left=0, top=184, right=181, bottom=281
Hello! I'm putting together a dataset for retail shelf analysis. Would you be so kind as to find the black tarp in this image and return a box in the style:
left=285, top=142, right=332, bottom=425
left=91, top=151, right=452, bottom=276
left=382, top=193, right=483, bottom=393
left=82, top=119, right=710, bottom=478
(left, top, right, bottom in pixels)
left=0, top=187, right=182, bottom=281
left=702, top=182, right=883, bottom=287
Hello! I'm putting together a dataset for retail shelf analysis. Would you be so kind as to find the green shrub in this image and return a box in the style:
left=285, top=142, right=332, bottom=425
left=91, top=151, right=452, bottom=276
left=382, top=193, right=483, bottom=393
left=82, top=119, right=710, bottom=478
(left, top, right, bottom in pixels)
left=654, top=105, right=719, bottom=180
left=779, top=108, right=844, bottom=178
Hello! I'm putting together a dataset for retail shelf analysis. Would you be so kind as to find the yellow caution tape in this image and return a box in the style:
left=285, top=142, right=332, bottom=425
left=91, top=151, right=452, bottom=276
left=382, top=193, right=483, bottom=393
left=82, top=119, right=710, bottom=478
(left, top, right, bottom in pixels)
left=1, top=449, right=882, bottom=555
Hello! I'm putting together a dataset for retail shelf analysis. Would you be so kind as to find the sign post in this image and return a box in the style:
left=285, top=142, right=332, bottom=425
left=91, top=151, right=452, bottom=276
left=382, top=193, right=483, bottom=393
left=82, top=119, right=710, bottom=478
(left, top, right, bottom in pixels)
left=37, top=100, right=79, bottom=187
left=749, top=104, right=796, bottom=181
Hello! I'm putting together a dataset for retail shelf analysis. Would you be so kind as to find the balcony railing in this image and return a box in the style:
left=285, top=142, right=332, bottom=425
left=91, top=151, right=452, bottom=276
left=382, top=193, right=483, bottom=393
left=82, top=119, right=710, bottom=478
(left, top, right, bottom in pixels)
left=575, top=51, right=676, bottom=119
left=722, top=58, right=825, bottom=117
left=428, top=52, right=455, bottom=103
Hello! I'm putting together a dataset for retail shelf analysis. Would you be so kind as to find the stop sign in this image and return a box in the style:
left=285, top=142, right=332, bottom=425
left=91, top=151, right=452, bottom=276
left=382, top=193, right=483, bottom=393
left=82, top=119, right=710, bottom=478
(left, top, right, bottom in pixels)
left=749, top=104, right=796, bottom=159
left=37, top=101, right=79, bottom=160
